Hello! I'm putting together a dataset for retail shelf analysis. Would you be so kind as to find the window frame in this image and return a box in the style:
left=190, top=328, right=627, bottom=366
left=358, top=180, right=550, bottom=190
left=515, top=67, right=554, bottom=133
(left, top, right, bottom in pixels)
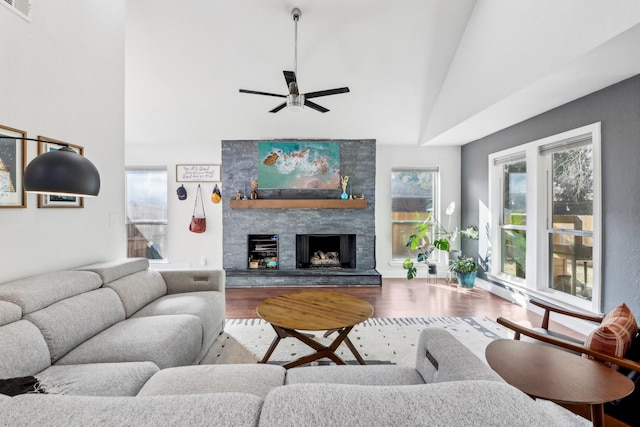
left=496, top=154, right=527, bottom=284
left=125, top=166, right=169, bottom=262
left=487, top=123, right=602, bottom=313
left=390, top=166, right=440, bottom=265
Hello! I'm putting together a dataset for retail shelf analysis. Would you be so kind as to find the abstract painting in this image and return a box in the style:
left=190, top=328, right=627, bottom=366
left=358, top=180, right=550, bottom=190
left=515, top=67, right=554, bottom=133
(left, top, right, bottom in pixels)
left=257, top=141, right=340, bottom=189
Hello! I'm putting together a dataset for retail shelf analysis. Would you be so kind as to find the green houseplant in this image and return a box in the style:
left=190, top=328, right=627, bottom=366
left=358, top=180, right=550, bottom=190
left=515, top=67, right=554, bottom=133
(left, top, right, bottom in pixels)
left=449, top=256, right=478, bottom=288
left=403, top=202, right=478, bottom=280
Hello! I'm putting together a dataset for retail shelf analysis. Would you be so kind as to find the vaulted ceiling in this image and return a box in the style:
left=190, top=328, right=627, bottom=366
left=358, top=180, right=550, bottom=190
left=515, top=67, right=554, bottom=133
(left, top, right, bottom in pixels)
left=125, top=0, right=640, bottom=146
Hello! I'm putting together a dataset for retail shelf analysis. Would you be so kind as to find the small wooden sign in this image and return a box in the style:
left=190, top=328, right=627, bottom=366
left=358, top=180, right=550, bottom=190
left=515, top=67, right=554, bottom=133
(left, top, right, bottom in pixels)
left=176, top=164, right=221, bottom=182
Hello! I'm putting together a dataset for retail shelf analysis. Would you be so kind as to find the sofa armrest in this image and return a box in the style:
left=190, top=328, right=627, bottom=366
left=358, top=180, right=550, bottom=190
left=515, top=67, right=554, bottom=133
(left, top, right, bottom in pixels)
left=415, top=328, right=502, bottom=383
left=159, top=270, right=225, bottom=295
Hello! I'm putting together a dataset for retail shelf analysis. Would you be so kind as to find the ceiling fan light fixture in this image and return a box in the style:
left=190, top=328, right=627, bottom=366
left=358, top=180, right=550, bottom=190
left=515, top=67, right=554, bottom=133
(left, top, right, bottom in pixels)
left=287, top=94, right=304, bottom=112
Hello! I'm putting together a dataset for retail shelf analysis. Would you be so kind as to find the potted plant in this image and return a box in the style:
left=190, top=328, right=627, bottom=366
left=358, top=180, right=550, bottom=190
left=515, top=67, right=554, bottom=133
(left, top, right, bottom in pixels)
left=449, top=256, right=478, bottom=288
left=403, top=202, right=479, bottom=280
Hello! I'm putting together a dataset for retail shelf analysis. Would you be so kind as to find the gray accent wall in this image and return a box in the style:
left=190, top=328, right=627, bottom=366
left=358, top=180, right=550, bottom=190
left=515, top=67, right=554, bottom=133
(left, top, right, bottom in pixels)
left=221, top=139, right=378, bottom=287
left=461, top=74, right=640, bottom=314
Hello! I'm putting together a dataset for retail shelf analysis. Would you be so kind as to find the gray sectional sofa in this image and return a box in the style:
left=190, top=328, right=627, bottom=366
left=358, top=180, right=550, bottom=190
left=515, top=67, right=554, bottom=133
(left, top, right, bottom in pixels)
left=0, top=258, right=225, bottom=396
left=0, top=259, right=584, bottom=426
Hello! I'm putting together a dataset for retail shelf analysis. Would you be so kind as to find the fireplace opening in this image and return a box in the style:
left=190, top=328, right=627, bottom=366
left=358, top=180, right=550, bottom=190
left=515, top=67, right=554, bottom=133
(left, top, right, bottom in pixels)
left=296, top=234, right=356, bottom=269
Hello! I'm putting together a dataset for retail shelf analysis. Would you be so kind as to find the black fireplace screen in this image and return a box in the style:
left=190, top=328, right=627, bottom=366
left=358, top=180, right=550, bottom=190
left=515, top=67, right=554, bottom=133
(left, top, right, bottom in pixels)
left=296, top=234, right=356, bottom=269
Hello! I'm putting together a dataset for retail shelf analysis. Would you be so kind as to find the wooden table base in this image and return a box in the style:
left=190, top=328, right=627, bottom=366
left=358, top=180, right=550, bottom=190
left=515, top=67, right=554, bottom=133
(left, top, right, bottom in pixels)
left=259, top=324, right=366, bottom=369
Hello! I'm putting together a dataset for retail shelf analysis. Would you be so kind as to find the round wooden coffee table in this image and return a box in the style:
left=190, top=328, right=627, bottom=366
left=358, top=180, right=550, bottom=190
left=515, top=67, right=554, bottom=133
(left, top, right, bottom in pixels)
left=486, top=339, right=634, bottom=427
left=257, top=291, right=374, bottom=369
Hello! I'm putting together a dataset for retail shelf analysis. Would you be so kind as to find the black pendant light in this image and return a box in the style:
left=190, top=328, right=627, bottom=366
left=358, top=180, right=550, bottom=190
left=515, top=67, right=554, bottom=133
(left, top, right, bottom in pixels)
left=0, top=137, right=101, bottom=197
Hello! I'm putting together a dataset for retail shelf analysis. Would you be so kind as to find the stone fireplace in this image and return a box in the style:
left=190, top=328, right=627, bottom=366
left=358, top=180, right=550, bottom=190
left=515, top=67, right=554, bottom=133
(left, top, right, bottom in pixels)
left=221, top=139, right=380, bottom=287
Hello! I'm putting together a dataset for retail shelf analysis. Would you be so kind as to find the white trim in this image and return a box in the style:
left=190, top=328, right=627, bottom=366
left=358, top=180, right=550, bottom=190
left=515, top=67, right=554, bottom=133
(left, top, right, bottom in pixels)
left=476, top=277, right=598, bottom=336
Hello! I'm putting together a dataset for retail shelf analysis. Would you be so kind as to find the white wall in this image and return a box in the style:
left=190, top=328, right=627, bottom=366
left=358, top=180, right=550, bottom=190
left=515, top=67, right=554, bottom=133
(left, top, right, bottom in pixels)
left=0, top=1, right=126, bottom=283
left=375, top=144, right=461, bottom=278
left=125, top=143, right=223, bottom=269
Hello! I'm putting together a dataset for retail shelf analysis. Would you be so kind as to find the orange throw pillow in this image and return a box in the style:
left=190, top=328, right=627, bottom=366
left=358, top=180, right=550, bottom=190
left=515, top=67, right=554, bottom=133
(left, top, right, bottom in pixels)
left=584, top=303, right=637, bottom=363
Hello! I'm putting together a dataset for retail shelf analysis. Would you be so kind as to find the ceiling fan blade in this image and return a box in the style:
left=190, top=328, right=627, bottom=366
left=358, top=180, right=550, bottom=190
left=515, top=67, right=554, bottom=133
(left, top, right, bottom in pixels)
left=304, top=100, right=329, bottom=113
left=239, top=89, right=286, bottom=98
left=304, top=87, right=350, bottom=99
left=269, top=102, right=287, bottom=113
left=283, top=71, right=297, bottom=87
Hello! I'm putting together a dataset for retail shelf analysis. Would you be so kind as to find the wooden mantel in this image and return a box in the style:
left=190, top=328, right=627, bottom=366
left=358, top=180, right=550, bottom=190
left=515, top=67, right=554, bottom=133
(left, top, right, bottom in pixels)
left=229, top=199, right=367, bottom=209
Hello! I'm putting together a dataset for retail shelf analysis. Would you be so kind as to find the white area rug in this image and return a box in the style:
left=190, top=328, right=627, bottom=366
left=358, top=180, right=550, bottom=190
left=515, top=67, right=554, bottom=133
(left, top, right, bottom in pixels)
left=202, top=317, right=512, bottom=366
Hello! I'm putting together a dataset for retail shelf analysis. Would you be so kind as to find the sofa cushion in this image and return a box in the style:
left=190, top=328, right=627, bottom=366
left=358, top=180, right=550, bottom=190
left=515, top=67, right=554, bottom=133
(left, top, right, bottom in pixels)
left=77, top=258, right=150, bottom=285
left=56, top=315, right=202, bottom=369
left=0, top=301, right=21, bottom=326
left=37, top=362, right=160, bottom=396
left=138, top=364, right=285, bottom=398
left=285, top=365, right=425, bottom=386
left=131, top=291, right=225, bottom=360
left=584, top=303, right=637, bottom=362
left=104, top=269, right=168, bottom=318
left=3, top=393, right=263, bottom=427
left=0, top=271, right=102, bottom=315
left=24, top=288, right=126, bottom=363
left=259, top=381, right=567, bottom=427
left=0, top=320, right=51, bottom=378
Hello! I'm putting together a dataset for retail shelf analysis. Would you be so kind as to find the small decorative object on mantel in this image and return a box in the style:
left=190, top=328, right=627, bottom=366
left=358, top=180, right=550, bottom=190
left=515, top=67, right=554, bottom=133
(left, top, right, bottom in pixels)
left=235, top=189, right=243, bottom=200
left=250, top=180, right=259, bottom=199
left=340, top=176, right=349, bottom=200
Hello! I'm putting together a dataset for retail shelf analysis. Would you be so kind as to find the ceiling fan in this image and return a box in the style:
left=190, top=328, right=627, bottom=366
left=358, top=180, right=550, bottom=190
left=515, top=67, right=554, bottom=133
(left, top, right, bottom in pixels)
left=239, top=8, right=350, bottom=113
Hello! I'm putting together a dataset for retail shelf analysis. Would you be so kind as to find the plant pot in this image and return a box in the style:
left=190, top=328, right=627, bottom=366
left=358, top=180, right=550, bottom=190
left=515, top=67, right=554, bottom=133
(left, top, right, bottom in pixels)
left=456, top=271, right=476, bottom=289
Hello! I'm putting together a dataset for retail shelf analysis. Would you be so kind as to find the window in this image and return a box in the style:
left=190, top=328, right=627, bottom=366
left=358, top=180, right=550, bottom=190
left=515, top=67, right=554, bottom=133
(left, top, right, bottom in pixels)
left=125, top=167, right=168, bottom=261
left=488, top=123, right=601, bottom=312
left=391, top=168, right=438, bottom=261
left=497, top=157, right=527, bottom=280
left=543, top=139, right=594, bottom=301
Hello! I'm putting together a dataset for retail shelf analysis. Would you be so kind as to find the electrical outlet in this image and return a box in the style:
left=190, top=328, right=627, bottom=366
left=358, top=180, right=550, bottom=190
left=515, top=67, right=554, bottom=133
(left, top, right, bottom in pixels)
left=109, top=214, right=117, bottom=228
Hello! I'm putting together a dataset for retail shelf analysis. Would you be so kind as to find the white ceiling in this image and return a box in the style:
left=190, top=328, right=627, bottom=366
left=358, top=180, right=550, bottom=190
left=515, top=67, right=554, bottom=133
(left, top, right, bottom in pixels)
left=125, top=0, right=640, bottom=147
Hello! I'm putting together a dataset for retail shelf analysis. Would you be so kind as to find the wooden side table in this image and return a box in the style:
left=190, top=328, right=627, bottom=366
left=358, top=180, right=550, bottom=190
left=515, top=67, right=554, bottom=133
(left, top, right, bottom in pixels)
left=257, top=291, right=373, bottom=369
left=486, top=339, right=634, bottom=427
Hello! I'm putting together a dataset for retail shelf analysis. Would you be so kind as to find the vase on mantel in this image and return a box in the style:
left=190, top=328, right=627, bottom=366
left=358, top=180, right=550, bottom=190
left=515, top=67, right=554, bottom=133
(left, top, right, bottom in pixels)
left=341, top=191, right=349, bottom=200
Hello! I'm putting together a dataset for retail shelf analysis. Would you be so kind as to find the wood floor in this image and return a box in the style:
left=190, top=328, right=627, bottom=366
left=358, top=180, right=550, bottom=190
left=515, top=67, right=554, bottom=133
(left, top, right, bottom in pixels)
left=225, top=278, right=585, bottom=340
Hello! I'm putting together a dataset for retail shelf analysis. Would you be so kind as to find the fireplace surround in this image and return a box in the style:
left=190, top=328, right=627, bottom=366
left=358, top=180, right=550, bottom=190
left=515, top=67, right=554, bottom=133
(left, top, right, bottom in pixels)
left=222, top=139, right=380, bottom=287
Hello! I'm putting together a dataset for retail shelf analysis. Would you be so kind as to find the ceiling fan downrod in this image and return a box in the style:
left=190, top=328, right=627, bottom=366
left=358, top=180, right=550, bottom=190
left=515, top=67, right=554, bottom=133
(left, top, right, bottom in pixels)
left=292, top=8, right=301, bottom=91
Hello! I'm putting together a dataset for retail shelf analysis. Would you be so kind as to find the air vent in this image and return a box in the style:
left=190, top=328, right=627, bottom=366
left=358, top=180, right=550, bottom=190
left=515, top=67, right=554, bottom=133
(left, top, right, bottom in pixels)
left=2, top=0, right=31, bottom=21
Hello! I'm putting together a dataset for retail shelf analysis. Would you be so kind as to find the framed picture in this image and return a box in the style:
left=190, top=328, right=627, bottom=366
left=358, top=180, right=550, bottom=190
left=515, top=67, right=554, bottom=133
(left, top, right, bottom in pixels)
left=257, top=141, right=340, bottom=189
left=0, top=124, right=27, bottom=208
left=37, top=136, right=84, bottom=208
left=176, top=164, right=221, bottom=182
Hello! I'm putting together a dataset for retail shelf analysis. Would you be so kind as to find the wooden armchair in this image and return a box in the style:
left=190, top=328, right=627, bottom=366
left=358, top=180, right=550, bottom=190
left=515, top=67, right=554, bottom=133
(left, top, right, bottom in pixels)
left=497, top=300, right=640, bottom=427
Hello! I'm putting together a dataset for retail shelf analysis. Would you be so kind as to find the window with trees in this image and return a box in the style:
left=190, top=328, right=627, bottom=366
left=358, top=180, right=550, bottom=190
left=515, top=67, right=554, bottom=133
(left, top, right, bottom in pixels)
left=125, top=167, right=168, bottom=261
left=488, top=123, right=601, bottom=312
left=391, top=168, right=438, bottom=262
left=543, top=138, right=594, bottom=301
left=497, top=156, right=527, bottom=280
